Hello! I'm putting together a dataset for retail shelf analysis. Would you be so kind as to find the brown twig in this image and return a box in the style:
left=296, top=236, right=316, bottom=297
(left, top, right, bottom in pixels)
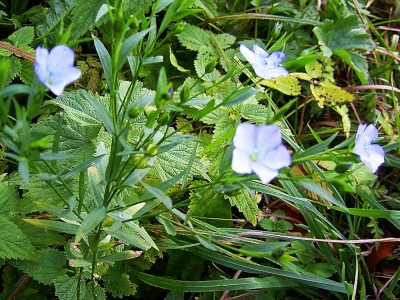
left=0, top=41, right=35, bottom=62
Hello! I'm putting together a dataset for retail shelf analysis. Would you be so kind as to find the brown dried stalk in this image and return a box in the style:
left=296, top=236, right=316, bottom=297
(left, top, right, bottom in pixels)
left=0, top=41, right=35, bottom=62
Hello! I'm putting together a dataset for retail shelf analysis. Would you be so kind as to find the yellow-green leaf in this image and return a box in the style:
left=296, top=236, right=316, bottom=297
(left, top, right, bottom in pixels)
left=260, top=74, right=301, bottom=96
left=311, top=81, right=355, bottom=108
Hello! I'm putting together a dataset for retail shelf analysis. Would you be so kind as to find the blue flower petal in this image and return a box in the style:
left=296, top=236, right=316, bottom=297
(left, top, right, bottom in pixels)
left=34, top=45, right=81, bottom=96
left=239, top=44, right=289, bottom=80
left=353, top=124, right=385, bottom=173
left=231, top=123, right=291, bottom=183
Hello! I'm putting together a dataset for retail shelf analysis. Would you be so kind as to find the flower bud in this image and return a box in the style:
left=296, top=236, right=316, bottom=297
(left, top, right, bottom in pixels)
left=146, top=144, right=159, bottom=157
left=131, top=153, right=149, bottom=169
left=128, top=105, right=142, bottom=119
left=158, top=111, right=171, bottom=126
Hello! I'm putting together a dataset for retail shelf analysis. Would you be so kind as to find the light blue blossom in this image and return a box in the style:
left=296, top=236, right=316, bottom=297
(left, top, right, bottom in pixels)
left=34, top=45, right=81, bottom=96
left=232, top=123, right=291, bottom=184
left=240, top=44, right=289, bottom=80
left=353, top=124, right=385, bottom=173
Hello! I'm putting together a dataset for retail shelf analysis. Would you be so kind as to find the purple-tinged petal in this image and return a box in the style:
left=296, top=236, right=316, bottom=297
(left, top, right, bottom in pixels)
left=363, top=124, right=379, bottom=141
left=353, top=124, right=385, bottom=173
left=232, top=148, right=253, bottom=174
left=233, top=123, right=257, bottom=153
left=47, top=45, right=75, bottom=71
left=251, top=163, right=278, bottom=184
left=255, top=125, right=282, bottom=152
left=258, top=145, right=292, bottom=170
left=240, top=45, right=256, bottom=65
left=266, top=51, right=286, bottom=66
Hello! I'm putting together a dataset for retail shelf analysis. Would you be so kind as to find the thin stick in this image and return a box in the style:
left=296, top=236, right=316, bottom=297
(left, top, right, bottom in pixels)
left=0, top=41, right=35, bottom=62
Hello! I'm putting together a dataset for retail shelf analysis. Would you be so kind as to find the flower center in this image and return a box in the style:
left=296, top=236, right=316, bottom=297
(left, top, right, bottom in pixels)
left=363, top=138, right=371, bottom=151
left=249, top=151, right=259, bottom=162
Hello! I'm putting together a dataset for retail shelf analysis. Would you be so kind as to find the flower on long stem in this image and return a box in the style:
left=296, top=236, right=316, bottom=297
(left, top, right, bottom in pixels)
left=34, top=45, right=81, bottom=96
left=353, top=124, right=385, bottom=173
left=231, top=123, right=291, bottom=184
left=240, top=44, right=289, bottom=80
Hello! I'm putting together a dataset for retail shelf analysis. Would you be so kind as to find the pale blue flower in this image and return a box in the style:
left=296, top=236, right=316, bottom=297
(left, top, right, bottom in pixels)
left=240, top=44, right=289, bottom=80
left=353, top=124, right=385, bottom=173
left=34, top=45, right=81, bottom=96
left=232, top=123, right=291, bottom=184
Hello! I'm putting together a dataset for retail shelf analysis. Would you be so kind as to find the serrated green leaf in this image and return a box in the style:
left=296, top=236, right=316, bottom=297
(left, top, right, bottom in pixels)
left=19, top=59, right=35, bottom=85
left=0, top=183, right=18, bottom=214
left=50, top=91, right=104, bottom=126
left=70, top=0, right=103, bottom=40
left=0, top=56, right=21, bottom=89
left=153, top=137, right=209, bottom=183
left=13, top=248, right=66, bottom=284
left=0, top=215, right=36, bottom=260
left=226, top=189, right=258, bottom=226
left=260, top=74, right=301, bottom=96
left=8, top=26, right=34, bottom=46
left=36, top=0, right=73, bottom=42
left=103, top=266, right=137, bottom=298
left=215, top=33, right=236, bottom=49
left=53, top=275, right=89, bottom=300
left=177, top=23, right=211, bottom=51
left=313, top=15, right=376, bottom=57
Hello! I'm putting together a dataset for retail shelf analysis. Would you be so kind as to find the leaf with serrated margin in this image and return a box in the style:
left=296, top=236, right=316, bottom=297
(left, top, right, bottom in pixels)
left=50, top=91, right=103, bottom=127
left=53, top=275, right=99, bottom=300
left=12, top=248, right=66, bottom=284
left=0, top=216, right=36, bottom=260
left=226, top=189, right=258, bottom=226
left=36, top=0, right=73, bottom=42
left=70, top=0, right=103, bottom=40
left=313, top=15, right=376, bottom=57
left=8, top=26, right=34, bottom=46
left=153, top=137, right=209, bottom=183
left=177, top=24, right=211, bottom=51
left=103, top=262, right=137, bottom=298
left=0, top=182, right=18, bottom=214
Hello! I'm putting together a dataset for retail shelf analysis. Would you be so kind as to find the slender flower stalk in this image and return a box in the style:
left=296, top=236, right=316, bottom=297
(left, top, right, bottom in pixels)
left=34, top=45, right=81, bottom=96
left=240, top=44, right=289, bottom=80
left=353, top=124, right=385, bottom=173
left=231, top=123, right=291, bottom=184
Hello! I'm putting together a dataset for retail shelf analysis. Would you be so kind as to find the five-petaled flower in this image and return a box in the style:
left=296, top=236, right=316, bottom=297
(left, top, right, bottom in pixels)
left=240, top=44, right=289, bottom=80
left=353, top=124, right=385, bottom=173
left=232, top=123, right=291, bottom=184
left=34, top=45, right=81, bottom=96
